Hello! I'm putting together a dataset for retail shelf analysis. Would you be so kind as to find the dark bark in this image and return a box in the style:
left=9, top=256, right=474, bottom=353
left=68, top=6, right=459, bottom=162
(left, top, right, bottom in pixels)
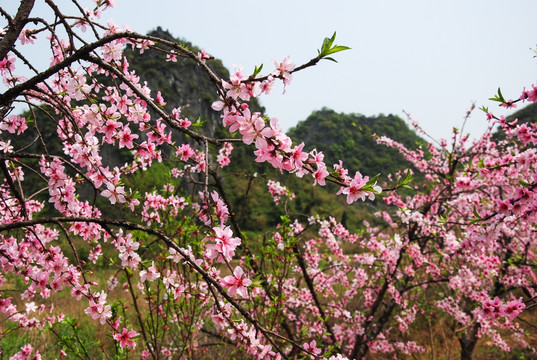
left=351, top=300, right=397, bottom=360
left=292, top=244, right=340, bottom=351
left=0, top=0, right=35, bottom=61
left=458, top=323, right=479, bottom=360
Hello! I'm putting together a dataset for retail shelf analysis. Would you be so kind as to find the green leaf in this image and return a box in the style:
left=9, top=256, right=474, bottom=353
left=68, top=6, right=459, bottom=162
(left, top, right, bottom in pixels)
left=366, top=173, right=380, bottom=185
left=468, top=218, right=482, bottom=225
left=489, top=87, right=506, bottom=103
left=498, top=87, right=504, bottom=101
left=329, top=45, right=352, bottom=54
left=399, top=169, right=413, bottom=186
left=321, top=32, right=336, bottom=53
left=473, top=207, right=482, bottom=220
left=323, top=56, right=338, bottom=63
left=280, top=215, right=291, bottom=225
left=252, top=63, right=263, bottom=77
left=192, top=117, right=205, bottom=127
left=318, top=32, right=350, bottom=61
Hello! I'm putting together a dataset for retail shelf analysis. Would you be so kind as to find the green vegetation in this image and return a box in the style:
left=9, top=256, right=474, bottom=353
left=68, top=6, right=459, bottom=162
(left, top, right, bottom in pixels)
left=287, top=107, right=425, bottom=176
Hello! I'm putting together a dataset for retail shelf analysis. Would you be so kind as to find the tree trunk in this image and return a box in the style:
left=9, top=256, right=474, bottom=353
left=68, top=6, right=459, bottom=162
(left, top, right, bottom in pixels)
left=458, top=324, right=479, bottom=360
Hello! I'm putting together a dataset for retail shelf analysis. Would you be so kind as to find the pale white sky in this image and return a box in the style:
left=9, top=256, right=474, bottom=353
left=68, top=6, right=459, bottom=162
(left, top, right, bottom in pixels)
left=5, top=1, right=537, bottom=141
left=106, top=0, right=537, bottom=141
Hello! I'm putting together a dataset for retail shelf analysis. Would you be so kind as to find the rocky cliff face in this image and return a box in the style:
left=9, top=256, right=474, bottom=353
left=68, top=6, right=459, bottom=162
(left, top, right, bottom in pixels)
left=126, top=27, right=230, bottom=141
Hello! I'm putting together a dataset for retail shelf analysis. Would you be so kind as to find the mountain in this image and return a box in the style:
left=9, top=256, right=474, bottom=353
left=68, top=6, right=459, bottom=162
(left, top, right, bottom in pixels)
left=126, top=27, right=265, bottom=140
left=287, top=107, right=425, bottom=177
left=125, top=27, right=227, bottom=139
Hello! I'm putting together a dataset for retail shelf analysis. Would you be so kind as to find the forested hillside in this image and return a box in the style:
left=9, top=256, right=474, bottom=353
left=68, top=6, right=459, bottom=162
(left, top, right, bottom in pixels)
left=287, top=108, right=424, bottom=176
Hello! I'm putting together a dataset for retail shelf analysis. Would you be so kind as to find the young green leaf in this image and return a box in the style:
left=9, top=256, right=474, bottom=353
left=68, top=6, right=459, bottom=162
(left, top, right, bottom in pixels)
left=252, top=63, right=263, bottom=78
left=318, top=32, right=351, bottom=62
left=399, top=169, right=414, bottom=186
left=367, top=173, right=381, bottom=185
left=489, top=87, right=506, bottom=103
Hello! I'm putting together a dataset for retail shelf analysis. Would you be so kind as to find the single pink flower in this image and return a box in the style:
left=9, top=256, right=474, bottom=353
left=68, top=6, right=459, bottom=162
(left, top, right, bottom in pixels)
left=113, top=327, right=139, bottom=349
left=272, top=56, right=296, bottom=92
left=117, top=126, right=138, bottom=149
left=101, top=183, right=126, bottom=204
left=221, top=266, right=251, bottom=298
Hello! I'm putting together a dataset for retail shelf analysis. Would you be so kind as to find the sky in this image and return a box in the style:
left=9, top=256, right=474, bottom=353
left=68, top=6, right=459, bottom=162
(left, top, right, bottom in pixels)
left=104, top=0, right=537, bottom=141
left=5, top=0, right=537, bottom=141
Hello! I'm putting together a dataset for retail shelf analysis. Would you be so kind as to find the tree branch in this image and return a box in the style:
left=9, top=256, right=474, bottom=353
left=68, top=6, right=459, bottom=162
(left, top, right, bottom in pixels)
left=0, top=0, right=35, bottom=61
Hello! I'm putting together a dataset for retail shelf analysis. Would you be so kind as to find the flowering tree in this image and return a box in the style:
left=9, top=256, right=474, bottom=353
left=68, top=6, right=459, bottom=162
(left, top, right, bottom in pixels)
left=0, top=1, right=536, bottom=359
